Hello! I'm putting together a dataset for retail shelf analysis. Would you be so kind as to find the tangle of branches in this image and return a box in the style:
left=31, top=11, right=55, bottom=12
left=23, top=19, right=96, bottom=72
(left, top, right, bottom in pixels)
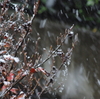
left=0, top=0, right=78, bottom=99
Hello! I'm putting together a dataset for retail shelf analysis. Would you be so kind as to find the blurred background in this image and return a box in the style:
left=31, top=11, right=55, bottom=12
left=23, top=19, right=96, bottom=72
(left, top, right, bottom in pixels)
left=2, top=0, right=100, bottom=99
left=11, top=0, right=100, bottom=30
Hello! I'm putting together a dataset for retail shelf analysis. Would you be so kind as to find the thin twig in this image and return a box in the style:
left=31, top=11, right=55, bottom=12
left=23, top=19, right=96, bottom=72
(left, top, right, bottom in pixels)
left=9, top=0, right=40, bottom=71
left=0, top=75, right=26, bottom=98
left=34, top=24, right=75, bottom=69
left=0, top=1, right=40, bottom=98
left=34, top=33, right=69, bottom=69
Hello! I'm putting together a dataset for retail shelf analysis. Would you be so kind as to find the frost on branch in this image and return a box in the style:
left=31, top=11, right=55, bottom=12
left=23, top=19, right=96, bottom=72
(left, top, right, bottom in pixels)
left=3, top=55, right=19, bottom=63
left=0, top=0, right=78, bottom=99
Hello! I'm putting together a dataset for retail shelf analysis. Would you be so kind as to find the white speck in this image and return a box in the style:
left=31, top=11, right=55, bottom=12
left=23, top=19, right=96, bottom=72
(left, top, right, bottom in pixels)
left=46, top=0, right=56, bottom=8
left=43, top=48, right=46, bottom=51
left=37, top=32, right=40, bottom=36
left=0, top=59, right=6, bottom=63
left=39, top=19, right=47, bottom=28
left=67, top=59, right=71, bottom=65
left=59, top=87, right=64, bottom=93
left=97, top=79, right=100, bottom=85
left=47, top=31, right=51, bottom=37
left=34, top=4, right=36, bottom=9
left=18, top=92, right=26, bottom=99
left=37, top=37, right=41, bottom=40
left=90, top=45, right=96, bottom=51
left=94, top=58, right=97, bottom=63
left=57, top=49, right=63, bottom=55
left=0, top=42, right=4, bottom=46
left=4, top=81, right=10, bottom=86
left=73, top=9, right=76, bottom=13
left=10, top=95, right=16, bottom=99
left=13, top=57, right=19, bottom=63
left=20, top=91, right=24, bottom=94
left=60, top=10, right=63, bottom=14
left=27, top=56, right=30, bottom=59
left=64, top=35, right=68, bottom=44
left=3, top=55, right=19, bottom=63
left=76, top=10, right=79, bottom=17
left=10, top=2, right=18, bottom=13
left=65, top=13, right=69, bottom=18
left=74, top=33, right=78, bottom=42
left=22, top=70, right=29, bottom=76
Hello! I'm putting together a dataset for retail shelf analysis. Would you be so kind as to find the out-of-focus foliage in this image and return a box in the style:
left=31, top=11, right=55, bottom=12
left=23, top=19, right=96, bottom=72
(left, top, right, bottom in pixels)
left=10, top=0, right=100, bottom=29
left=87, top=0, right=99, bottom=6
